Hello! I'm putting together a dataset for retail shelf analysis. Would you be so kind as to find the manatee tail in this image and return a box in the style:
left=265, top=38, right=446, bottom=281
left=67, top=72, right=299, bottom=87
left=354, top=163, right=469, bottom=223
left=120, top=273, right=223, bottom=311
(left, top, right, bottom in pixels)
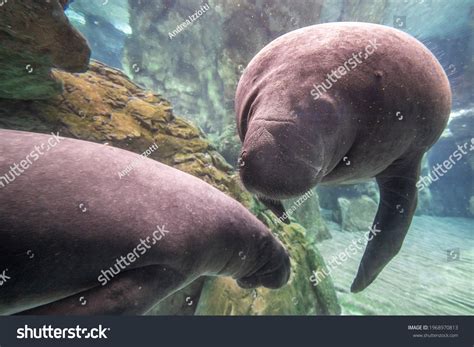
left=258, top=197, right=290, bottom=224
left=351, top=154, right=421, bottom=292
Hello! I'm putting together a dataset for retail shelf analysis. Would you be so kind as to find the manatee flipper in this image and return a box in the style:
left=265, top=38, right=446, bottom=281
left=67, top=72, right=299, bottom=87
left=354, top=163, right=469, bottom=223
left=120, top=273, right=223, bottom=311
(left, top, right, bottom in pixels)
left=351, top=154, right=422, bottom=293
left=258, top=197, right=290, bottom=224
left=15, top=266, right=188, bottom=315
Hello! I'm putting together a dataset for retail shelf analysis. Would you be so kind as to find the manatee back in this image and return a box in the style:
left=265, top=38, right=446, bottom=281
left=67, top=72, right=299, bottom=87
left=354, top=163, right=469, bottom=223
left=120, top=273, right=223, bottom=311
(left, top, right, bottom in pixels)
left=236, top=22, right=451, bottom=150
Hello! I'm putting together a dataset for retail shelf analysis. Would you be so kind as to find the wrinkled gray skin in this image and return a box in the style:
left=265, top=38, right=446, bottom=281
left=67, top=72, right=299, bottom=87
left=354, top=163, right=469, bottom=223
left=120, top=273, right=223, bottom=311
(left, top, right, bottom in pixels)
left=0, top=130, right=290, bottom=315
left=236, top=23, right=451, bottom=292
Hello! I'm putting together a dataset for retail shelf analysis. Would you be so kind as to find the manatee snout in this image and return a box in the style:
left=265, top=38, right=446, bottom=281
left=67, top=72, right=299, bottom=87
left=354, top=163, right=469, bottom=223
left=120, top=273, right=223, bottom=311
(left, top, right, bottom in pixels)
left=239, top=122, right=320, bottom=200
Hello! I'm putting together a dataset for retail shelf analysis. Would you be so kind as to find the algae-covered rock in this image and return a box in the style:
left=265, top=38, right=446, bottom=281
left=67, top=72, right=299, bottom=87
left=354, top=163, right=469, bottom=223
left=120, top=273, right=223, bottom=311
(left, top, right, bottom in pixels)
left=283, top=190, right=332, bottom=243
left=0, top=0, right=90, bottom=100
left=336, top=195, right=378, bottom=232
left=0, top=59, right=340, bottom=315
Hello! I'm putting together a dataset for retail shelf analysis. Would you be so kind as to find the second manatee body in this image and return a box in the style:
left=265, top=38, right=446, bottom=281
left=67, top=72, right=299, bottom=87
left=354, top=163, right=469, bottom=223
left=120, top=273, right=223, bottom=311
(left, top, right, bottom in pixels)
left=0, top=130, right=290, bottom=315
left=235, top=22, right=451, bottom=292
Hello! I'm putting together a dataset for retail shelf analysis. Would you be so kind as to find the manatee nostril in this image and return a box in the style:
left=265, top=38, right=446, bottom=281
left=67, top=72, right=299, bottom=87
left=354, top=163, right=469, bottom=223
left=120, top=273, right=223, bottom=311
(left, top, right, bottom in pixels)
left=238, top=151, right=247, bottom=168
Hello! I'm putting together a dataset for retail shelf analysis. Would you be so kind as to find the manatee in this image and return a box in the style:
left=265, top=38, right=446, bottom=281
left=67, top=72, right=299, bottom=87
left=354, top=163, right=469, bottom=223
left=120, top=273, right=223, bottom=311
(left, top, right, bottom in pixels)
left=235, top=22, right=451, bottom=292
left=0, top=129, right=290, bottom=315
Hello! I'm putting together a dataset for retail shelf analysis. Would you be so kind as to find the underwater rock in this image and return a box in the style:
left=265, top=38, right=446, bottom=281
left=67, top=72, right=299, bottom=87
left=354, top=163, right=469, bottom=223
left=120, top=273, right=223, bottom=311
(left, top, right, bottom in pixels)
left=124, top=0, right=325, bottom=161
left=0, top=0, right=90, bottom=100
left=283, top=191, right=332, bottom=243
left=336, top=196, right=378, bottom=232
left=0, top=60, right=340, bottom=316
left=318, top=182, right=379, bottom=221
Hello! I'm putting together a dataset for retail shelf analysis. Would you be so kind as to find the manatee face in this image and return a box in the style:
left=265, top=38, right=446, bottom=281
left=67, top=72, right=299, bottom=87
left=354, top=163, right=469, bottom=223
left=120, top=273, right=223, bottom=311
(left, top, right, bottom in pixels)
left=238, top=113, right=324, bottom=200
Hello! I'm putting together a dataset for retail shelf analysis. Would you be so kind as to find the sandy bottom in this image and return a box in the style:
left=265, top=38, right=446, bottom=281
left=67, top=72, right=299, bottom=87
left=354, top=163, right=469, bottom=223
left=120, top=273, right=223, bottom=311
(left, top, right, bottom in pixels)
left=316, top=215, right=474, bottom=315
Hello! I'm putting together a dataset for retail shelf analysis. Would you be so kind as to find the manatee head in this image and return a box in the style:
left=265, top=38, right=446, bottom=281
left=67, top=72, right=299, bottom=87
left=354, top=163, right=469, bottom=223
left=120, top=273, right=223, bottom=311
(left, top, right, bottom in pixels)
left=237, top=102, right=326, bottom=200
